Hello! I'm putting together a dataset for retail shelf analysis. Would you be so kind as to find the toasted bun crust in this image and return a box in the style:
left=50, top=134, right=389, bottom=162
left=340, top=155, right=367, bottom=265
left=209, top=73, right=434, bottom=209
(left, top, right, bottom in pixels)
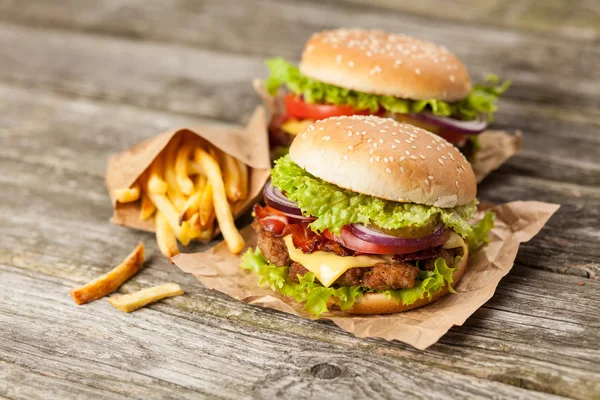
left=289, top=115, right=476, bottom=207
left=300, top=29, right=471, bottom=101
left=344, top=244, right=468, bottom=315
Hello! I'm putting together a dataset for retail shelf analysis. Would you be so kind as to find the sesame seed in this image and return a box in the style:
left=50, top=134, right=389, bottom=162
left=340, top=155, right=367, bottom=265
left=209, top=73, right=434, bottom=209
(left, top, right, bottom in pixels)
left=367, top=138, right=373, bottom=143
left=428, top=175, right=434, bottom=180
left=438, top=158, right=444, bottom=165
left=400, top=166, right=405, bottom=173
left=373, top=143, right=378, bottom=148
left=410, top=155, right=418, bottom=160
left=379, top=139, right=384, bottom=143
left=383, top=157, right=389, bottom=162
left=348, top=132, right=353, bottom=137
left=449, top=153, right=455, bottom=161
left=319, top=127, right=324, bottom=131
left=348, top=145, right=354, bottom=150
left=385, top=167, right=392, bottom=174
left=427, top=145, right=432, bottom=149
left=369, top=157, right=374, bottom=163
left=411, top=145, right=417, bottom=149
left=389, top=156, right=394, bottom=162
left=420, top=154, right=426, bottom=160
left=455, top=181, right=459, bottom=187
left=375, top=156, right=381, bottom=162
left=301, top=132, right=307, bottom=139
left=322, top=135, right=331, bottom=141
left=361, top=130, right=367, bottom=135
left=442, top=155, right=447, bottom=160
left=343, top=155, right=349, bottom=160
left=405, top=150, right=410, bottom=155
left=449, top=75, right=455, bottom=82
left=391, top=132, right=397, bottom=135
left=405, top=139, right=411, bottom=144
left=380, top=129, right=386, bottom=133
left=391, top=145, right=397, bottom=149
left=399, top=156, right=405, bottom=161
left=415, top=68, right=421, bottom=75
left=424, top=179, right=430, bottom=186
left=369, top=149, right=374, bottom=155
left=394, top=139, right=401, bottom=143
left=348, top=61, right=355, bottom=67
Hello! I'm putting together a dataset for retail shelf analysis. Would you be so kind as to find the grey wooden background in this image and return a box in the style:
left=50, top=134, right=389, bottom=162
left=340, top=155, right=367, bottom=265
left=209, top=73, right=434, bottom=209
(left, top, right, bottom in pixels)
left=1, top=1, right=599, bottom=399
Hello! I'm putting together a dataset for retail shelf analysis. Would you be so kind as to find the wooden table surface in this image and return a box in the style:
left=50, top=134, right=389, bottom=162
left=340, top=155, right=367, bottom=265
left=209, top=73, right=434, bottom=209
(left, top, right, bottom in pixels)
left=1, top=1, right=599, bottom=399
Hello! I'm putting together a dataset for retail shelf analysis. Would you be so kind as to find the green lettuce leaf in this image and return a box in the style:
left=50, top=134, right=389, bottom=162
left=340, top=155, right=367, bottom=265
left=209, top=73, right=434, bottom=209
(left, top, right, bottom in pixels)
left=271, top=155, right=477, bottom=237
left=241, top=248, right=456, bottom=316
left=265, top=58, right=510, bottom=121
left=467, top=210, right=495, bottom=251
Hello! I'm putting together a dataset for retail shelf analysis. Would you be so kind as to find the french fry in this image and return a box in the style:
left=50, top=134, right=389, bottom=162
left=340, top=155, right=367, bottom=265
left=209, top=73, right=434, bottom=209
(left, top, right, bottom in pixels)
left=163, top=136, right=186, bottom=211
left=175, top=143, right=195, bottom=195
left=188, top=160, right=206, bottom=176
left=147, top=152, right=168, bottom=194
left=70, top=243, right=144, bottom=305
left=108, top=283, right=184, bottom=313
left=179, top=191, right=202, bottom=224
left=235, top=158, right=249, bottom=201
left=155, top=211, right=179, bottom=261
left=194, top=148, right=245, bottom=253
left=195, top=174, right=207, bottom=191
left=140, top=191, right=157, bottom=220
left=198, top=182, right=214, bottom=227
left=221, top=153, right=242, bottom=202
left=114, top=182, right=141, bottom=203
left=147, top=192, right=191, bottom=244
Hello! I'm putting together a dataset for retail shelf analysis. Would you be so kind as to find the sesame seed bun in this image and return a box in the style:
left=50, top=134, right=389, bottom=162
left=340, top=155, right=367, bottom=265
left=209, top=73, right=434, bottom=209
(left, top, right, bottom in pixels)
left=300, top=28, right=471, bottom=102
left=338, top=242, right=468, bottom=314
left=289, top=115, right=476, bottom=208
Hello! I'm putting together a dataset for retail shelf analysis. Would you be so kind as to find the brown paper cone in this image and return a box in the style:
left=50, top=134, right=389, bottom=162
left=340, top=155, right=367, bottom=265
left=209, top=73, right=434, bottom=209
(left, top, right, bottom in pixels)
left=105, top=107, right=271, bottom=237
left=173, top=201, right=559, bottom=350
left=253, top=79, right=522, bottom=182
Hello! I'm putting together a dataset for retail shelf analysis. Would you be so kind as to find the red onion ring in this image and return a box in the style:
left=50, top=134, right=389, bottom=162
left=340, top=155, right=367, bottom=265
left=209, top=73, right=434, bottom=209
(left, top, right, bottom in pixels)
left=263, top=181, right=303, bottom=216
left=350, top=223, right=444, bottom=247
left=407, top=112, right=488, bottom=135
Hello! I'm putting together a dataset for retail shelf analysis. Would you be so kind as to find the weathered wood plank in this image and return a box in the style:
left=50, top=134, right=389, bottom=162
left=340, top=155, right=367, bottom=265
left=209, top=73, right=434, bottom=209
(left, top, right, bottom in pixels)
left=1, top=261, right=598, bottom=399
left=0, top=2, right=599, bottom=114
left=0, top=266, right=593, bottom=398
left=334, top=0, right=600, bottom=41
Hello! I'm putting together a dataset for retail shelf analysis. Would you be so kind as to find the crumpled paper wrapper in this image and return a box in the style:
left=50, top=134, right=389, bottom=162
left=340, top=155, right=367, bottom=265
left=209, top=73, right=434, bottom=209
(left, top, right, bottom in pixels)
left=173, top=200, right=559, bottom=350
left=105, top=107, right=271, bottom=237
left=253, top=79, right=521, bottom=182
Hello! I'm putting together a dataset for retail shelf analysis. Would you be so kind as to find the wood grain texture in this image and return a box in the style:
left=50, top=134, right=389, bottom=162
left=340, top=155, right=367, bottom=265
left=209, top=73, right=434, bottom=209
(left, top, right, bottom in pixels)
left=334, top=0, right=600, bottom=41
left=0, top=1, right=599, bottom=114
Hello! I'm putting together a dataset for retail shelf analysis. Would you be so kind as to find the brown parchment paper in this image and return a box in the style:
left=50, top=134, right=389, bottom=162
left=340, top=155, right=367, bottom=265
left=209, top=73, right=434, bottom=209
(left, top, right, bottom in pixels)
left=173, top=200, right=559, bottom=350
left=253, top=79, right=521, bottom=183
left=105, top=107, right=271, bottom=237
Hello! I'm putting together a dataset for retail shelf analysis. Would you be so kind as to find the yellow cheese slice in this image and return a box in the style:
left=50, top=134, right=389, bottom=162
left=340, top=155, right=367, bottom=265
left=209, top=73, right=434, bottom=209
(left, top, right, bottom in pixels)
left=283, top=235, right=392, bottom=287
left=281, top=119, right=315, bottom=136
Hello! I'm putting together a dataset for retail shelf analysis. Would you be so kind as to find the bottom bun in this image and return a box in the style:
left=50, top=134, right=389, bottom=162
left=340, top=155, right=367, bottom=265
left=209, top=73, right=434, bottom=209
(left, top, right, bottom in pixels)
left=338, top=247, right=468, bottom=315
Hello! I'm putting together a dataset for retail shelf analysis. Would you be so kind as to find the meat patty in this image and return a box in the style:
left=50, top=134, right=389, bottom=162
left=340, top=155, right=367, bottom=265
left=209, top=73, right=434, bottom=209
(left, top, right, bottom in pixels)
left=422, top=247, right=463, bottom=271
left=289, top=260, right=419, bottom=291
left=252, top=219, right=291, bottom=267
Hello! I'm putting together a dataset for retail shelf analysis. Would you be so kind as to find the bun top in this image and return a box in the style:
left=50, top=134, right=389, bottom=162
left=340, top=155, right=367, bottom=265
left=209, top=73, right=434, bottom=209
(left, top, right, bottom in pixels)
left=300, top=29, right=471, bottom=102
left=289, top=115, right=476, bottom=208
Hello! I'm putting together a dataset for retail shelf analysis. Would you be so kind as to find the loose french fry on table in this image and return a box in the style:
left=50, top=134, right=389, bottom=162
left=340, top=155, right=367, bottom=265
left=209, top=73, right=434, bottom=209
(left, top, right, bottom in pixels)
left=108, top=283, right=184, bottom=313
left=194, top=147, right=245, bottom=254
left=155, top=210, right=180, bottom=261
left=175, top=143, right=195, bottom=195
left=70, top=243, right=144, bottom=305
left=147, top=152, right=168, bottom=195
left=221, top=152, right=242, bottom=202
left=114, top=182, right=141, bottom=203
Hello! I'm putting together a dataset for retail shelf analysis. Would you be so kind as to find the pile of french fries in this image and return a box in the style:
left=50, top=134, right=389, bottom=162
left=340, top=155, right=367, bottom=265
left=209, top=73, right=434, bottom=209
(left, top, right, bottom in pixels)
left=113, top=135, right=248, bottom=260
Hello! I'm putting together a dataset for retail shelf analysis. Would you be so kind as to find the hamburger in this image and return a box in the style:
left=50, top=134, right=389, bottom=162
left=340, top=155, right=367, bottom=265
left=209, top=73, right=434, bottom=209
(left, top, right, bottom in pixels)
left=242, top=115, right=494, bottom=316
left=264, top=28, right=510, bottom=160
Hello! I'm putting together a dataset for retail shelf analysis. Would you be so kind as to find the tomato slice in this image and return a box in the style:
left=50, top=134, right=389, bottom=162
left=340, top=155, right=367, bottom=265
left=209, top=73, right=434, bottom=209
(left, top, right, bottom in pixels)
left=285, top=94, right=372, bottom=120
left=324, top=227, right=449, bottom=255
